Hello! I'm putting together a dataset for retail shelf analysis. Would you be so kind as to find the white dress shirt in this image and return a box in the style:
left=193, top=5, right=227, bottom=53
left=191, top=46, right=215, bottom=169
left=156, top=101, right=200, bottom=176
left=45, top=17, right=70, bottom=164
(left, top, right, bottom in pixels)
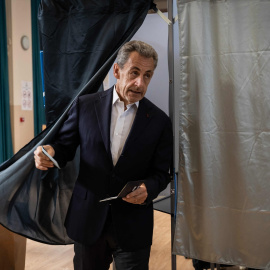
left=110, top=87, right=139, bottom=166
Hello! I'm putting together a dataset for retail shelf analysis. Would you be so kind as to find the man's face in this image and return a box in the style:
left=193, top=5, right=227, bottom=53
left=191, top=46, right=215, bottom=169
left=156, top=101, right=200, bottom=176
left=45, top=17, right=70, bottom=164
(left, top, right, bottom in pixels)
left=113, top=51, right=155, bottom=106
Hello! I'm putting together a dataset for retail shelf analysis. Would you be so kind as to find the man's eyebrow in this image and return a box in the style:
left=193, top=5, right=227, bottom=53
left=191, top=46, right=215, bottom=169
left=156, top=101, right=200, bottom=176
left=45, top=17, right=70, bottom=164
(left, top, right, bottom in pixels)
left=130, top=66, right=153, bottom=73
left=130, top=66, right=141, bottom=71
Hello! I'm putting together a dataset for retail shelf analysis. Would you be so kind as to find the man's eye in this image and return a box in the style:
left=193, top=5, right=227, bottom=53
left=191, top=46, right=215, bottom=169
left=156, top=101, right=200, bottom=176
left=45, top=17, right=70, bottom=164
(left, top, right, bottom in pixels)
left=145, top=74, right=151, bottom=79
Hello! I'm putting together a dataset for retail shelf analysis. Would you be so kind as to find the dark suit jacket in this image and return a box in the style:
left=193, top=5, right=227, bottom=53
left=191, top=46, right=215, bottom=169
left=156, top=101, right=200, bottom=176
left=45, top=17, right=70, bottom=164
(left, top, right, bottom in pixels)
left=52, top=87, right=173, bottom=251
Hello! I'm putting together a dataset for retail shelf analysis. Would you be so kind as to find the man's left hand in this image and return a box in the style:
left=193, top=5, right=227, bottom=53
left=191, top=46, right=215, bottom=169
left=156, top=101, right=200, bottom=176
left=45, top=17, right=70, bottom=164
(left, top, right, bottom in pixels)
left=122, top=183, right=148, bottom=205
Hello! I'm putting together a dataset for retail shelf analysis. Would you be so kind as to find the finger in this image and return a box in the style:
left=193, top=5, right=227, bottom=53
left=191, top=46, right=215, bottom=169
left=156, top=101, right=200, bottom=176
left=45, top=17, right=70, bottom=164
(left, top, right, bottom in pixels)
left=34, top=154, right=53, bottom=166
left=126, top=186, right=147, bottom=199
left=34, top=148, right=48, bottom=162
left=126, top=184, right=146, bottom=198
left=126, top=187, right=141, bottom=199
left=34, top=160, right=49, bottom=170
left=122, top=183, right=148, bottom=204
left=43, top=145, right=55, bottom=157
left=34, top=147, right=53, bottom=164
left=123, top=192, right=147, bottom=204
left=35, top=146, right=45, bottom=155
left=35, top=158, right=54, bottom=168
left=122, top=196, right=140, bottom=204
left=34, top=155, right=54, bottom=170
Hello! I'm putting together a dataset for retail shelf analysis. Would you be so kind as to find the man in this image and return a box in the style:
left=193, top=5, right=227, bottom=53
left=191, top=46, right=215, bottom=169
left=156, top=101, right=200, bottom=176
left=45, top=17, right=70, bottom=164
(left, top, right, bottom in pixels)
left=34, top=40, right=173, bottom=270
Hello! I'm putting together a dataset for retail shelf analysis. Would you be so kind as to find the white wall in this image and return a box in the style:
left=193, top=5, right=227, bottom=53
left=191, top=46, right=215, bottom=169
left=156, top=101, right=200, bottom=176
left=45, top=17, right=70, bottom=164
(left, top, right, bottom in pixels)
left=6, top=0, right=34, bottom=153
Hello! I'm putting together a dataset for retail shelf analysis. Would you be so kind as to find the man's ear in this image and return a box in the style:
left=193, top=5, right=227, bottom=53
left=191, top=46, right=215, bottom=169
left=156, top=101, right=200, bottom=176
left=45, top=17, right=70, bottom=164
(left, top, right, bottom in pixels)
left=113, top=63, right=120, bottom=79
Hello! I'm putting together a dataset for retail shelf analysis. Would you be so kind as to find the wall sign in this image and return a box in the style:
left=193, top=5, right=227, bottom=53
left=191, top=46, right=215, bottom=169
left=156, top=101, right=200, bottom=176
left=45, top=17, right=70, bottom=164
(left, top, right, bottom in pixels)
left=21, top=81, right=32, bottom=111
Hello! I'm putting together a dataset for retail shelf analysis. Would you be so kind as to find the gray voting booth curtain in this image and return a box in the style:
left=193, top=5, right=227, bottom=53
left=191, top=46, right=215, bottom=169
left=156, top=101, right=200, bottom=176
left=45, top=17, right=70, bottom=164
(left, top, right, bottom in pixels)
left=174, top=0, right=270, bottom=269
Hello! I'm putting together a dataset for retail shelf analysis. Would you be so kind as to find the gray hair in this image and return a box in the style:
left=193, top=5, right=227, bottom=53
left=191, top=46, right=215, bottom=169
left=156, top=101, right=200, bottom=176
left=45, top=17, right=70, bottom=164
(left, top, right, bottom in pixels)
left=116, top=40, right=158, bottom=69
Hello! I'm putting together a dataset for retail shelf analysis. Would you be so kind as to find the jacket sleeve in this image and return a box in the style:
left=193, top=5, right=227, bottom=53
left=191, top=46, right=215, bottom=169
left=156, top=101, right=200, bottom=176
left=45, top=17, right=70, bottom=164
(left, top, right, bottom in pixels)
left=50, top=98, right=80, bottom=168
left=143, top=117, right=173, bottom=204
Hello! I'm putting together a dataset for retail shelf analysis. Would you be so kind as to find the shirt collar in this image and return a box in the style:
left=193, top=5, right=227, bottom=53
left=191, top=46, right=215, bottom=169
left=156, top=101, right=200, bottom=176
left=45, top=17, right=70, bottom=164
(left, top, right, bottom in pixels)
left=113, top=86, right=139, bottom=108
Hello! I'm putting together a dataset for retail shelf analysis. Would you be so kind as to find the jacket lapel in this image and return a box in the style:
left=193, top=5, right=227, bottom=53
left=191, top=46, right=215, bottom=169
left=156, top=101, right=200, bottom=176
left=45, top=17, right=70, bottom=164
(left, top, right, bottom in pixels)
left=121, top=98, right=151, bottom=154
left=94, top=87, right=113, bottom=159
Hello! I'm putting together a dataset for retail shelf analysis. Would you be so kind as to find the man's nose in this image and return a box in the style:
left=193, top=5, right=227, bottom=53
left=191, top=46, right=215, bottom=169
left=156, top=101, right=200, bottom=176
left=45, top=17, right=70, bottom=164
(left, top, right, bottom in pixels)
left=135, top=75, right=145, bottom=88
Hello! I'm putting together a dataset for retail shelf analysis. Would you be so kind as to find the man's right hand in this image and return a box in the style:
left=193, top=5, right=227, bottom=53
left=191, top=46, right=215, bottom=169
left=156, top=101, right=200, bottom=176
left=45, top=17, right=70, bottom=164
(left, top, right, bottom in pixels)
left=34, top=145, right=55, bottom=170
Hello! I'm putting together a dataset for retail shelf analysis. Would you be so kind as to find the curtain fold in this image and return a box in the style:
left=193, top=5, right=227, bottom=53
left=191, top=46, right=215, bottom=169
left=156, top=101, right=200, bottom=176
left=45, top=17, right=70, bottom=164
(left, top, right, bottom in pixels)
left=174, top=0, right=270, bottom=269
left=31, top=0, right=46, bottom=135
left=40, top=0, right=153, bottom=125
left=0, top=0, right=13, bottom=163
left=0, top=0, right=152, bottom=245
